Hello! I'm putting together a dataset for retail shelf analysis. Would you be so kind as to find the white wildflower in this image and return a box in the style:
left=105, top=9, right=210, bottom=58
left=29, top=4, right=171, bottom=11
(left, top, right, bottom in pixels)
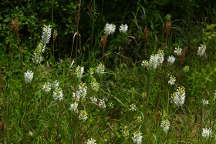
left=41, top=24, right=52, bottom=45
left=172, top=86, right=186, bottom=106
left=119, top=24, right=128, bottom=33
left=202, top=99, right=209, bottom=105
left=197, top=44, right=206, bottom=56
left=28, top=131, right=33, bottom=136
left=149, top=50, right=164, bottom=69
left=96, top=63, right=105, bottom=74
left=202, top=128, right=212, bottom=138
left=32, top=25, right=51, bottom=64
left=168, top=75, right=176, bottom=86
left=86, top=138, right=96, bottom=144
left=69, top=60, right=75, bottom=69
left=90, top=78, right=100, bottom=92
left=157, top=50, right=164, bottom=64
left=52, top=80, right=60, bottom=89
left=104, top=23, right=116, bottom=35
left=75, top=65, right=84, bottom=79
left=53, top=88, right=63, bottom=101
left=129, top=104, right=137, bottom=111
left=132, top=131, right=143, bottom=144
left=79, top=110, right=88, bottom=121
left=122, top=126, right=129, bottom=137
left=89, top=67, right=95, bottom=75
left=160, top=119, right=170, bottom=133
left=69, top=102, right=78, bottom=113
left=141, top=60, right=149, bottom=68
left=32, top=53, right=44, bottom=64
left=32, top=42, right=45, bottom=64
left=90, top=96, right=98, bottom=104
left=136, top=116, right=142, bottom=123
left=36, top=42, right=45, bottom=53
left=108, top=102, right=114, bottom=108
left=149, top=54, right=158, bottom=69
left=73, top=83, right=87, bottom=101
left=174, top=46, right=182, bottom=56
left=214, top=90, right=216, bottom=100
left=167, top=55, right=175, bottom=64
left=24, top=70, right=34, bottom=83
left=42, top=82, right=52, bottom=92
left=98, top=99, right=106, bottom=109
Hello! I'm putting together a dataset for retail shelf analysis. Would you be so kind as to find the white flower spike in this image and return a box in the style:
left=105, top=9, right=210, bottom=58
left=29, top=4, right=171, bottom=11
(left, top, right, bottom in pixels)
left=119, top=24, right=128, bottom=33
left=24, top=70, right=34, bottom=83
left=104, top=23, right=116, bottom=35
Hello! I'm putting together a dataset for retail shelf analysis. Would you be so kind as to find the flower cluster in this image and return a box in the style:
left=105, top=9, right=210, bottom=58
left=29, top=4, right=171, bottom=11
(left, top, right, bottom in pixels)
left=202, top=128, right=212, bottom=138
left=141, top=60, right=149, bottom=68
left=75, top=65, right=84, bottom=79
left=149, top=50, right=164, bottom=69
left=104, top=23, right=116, bottom=35
left=24, top=70, right=34, bottom=83
left=96, top=63, right=105, bottom=75
left=104, top=23, right=128, bottom=35
left=79, top=110, right=88, bottom=121
left=89, top=97, right=106, bottom=109
left=52, top=80, right=60, bottom=88
left=141, top=50, right=164, bottom=69
left=129, top=104, right=137, bottom=111
left=33, top=25, right=52, bottom=64
left=122, top=126, right=129, bottom=137
left=174, top=46, right=182, bottom=56
left=98, top=99, right=106, bottom=109
left=41, top=24, right=52, bottom=45
left=69, top=102, right=79, bottom=113
left=86, top=138, right=96, bottom=144
left=197, top=44, right=206, bottom=57
left=90, top=77, right=100, bottom=92
left=88, top=67, right=95, bottom=75
left=172, top=86, right=186, bottom=106
left=160, top=119, right=170, bottom=133
left=42, top=82, right=52, bottom=92
left=32, top=53, right=44, bottom=64
left=73, top=83, right=87, bottom=101
left=53, top=87, right=64, bottom=101
left=168, top=75, right=176, bottom=86
left=167, top=55, right=175, bottom=64
left=42, top=80, right=64, bottom=101
left=119, top=24, right=128, bottom=33
left=32, top=43, right=44, bottom=64
left=90, top=96, right=98, bottom=104
left=202, top=99, right=209, bottom=105
left=132, top=131, right=143, bottom=144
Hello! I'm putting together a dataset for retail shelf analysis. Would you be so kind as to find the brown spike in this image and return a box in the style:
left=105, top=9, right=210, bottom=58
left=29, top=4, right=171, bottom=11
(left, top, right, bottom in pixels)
left=144, top=26, right=148, bottom=42
left=100, top=35, right=108, bottom=52
left=10, top=18, right=19, bottom=34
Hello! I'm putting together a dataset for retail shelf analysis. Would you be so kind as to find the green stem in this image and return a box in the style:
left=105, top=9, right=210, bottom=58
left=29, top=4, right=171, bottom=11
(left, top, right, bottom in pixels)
left=51, top=0, right=54, bottom=57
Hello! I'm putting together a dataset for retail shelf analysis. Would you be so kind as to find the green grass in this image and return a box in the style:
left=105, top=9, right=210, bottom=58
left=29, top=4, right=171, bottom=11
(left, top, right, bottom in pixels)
left=2, top=15, right=216, bottom=144
left=1, top=49, right=216, bottom=144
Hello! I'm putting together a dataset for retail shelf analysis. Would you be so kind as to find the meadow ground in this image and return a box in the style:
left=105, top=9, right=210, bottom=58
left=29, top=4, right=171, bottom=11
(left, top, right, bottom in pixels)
left=1, top=16, right=216, bottom=144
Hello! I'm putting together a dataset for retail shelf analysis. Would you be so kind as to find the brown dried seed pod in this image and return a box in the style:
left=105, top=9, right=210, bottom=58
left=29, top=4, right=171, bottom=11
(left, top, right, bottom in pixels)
left=100, top=35, right=108, bottom=50
left=144, top=26, right=148, bottom=42
left=0, top=120, right=4, bottom=130
left=10, top=18, right=19, bottom=33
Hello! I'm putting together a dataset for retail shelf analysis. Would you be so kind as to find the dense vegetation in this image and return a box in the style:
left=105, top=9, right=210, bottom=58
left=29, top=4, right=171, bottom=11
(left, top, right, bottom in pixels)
left=1, top=0, right=216, bottom=143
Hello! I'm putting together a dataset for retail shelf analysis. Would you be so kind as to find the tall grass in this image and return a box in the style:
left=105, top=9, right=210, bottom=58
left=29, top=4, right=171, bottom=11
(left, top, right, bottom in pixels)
left=2, top=1, right=216, bottom=144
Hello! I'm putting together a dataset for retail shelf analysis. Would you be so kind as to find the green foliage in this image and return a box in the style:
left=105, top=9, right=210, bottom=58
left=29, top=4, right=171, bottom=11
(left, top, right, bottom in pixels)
left=1, top=0, right=216, bottom=143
